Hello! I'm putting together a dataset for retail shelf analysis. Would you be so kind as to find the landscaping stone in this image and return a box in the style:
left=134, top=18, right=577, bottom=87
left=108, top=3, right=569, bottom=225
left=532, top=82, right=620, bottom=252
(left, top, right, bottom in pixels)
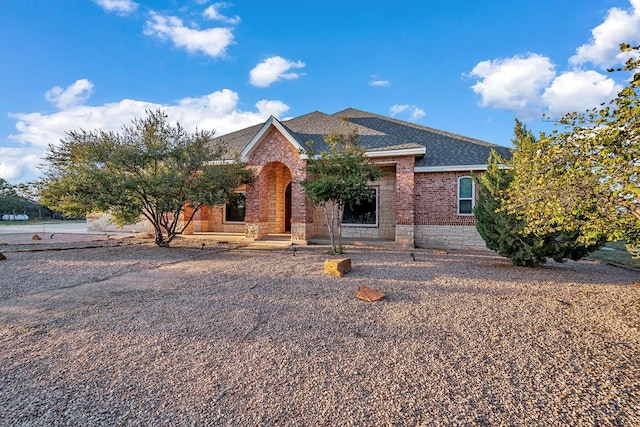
left=355, top=285, right=385, bottom=302
left=32, top=234, right=42, bottom=241
left=323, top=258, right=351, bottom=277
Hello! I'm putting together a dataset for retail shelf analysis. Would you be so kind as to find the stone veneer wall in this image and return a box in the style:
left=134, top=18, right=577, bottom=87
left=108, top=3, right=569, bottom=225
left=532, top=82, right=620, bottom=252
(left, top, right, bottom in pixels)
left=415, top=225, right=487, bottom=250
left=312, top=166, right=396, bottom=240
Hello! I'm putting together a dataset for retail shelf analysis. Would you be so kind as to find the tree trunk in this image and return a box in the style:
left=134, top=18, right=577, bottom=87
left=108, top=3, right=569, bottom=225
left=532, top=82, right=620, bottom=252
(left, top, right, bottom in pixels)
left=323, top=203, right=337, bottom=254
left=337, top=202, right=344, bottom=253
left=153, top=225, right=167, bottom=247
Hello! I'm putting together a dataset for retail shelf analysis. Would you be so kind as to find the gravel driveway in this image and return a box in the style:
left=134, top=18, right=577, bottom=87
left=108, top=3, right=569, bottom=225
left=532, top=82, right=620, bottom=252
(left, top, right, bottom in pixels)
left=0, top=235, right=638, bottom=426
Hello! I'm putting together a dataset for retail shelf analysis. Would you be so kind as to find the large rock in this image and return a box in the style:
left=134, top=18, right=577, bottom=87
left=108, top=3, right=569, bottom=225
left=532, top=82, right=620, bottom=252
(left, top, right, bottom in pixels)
left=355, top=285, right=385, bottom=302
left=324, top=258, right=351, bottom=277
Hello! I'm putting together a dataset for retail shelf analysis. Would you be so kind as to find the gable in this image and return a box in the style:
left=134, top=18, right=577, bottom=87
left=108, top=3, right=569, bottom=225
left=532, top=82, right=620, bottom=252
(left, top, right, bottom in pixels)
left=240, top=116, right=306, bottom=161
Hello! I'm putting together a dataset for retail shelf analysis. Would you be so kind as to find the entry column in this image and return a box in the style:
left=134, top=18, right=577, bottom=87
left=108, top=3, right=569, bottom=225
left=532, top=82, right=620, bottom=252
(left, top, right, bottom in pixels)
left=244, top=166, right=269, bottom=239
left=395, top=157, right=415, bottom=247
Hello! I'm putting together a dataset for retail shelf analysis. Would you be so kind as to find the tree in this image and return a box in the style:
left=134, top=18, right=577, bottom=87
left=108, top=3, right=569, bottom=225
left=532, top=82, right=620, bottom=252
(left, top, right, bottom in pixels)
left=0, top=178, right=29, bottom=216
left=39, top=110, right=254, bottom=247
left=505, top=43, right=640, bottom=255
left=475, top=121, right=605, bottom=267
left=301, top=127, right=381, bottom=254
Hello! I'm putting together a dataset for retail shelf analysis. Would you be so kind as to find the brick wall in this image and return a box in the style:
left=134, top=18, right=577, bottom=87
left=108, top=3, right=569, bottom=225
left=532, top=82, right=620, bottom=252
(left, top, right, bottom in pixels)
left=414, top=171, right=478, bottom=226
left=414, top=170, right=487, bottom=250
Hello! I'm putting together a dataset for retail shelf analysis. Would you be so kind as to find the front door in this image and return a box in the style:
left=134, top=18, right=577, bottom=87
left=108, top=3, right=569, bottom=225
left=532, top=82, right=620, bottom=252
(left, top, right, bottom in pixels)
left=285, top=182, right=292, bottom=232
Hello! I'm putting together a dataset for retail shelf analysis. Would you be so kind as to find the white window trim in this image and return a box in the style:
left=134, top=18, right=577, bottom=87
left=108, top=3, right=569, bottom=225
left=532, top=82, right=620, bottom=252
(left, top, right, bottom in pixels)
left=224, top=192, right=247, bottom=224
left=457, top=176, right=474, bottom=216
left=342, top=187, right=379, bottom=228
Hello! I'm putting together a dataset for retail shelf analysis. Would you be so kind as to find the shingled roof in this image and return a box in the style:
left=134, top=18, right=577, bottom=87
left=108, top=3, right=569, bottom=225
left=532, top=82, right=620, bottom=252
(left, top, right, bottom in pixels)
left=212, top=108, right=511, bottom=168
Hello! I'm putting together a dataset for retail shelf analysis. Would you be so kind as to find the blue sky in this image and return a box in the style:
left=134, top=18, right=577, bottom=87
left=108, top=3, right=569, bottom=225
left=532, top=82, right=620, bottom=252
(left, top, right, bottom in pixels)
left=1, top=0, right=639, bottom=183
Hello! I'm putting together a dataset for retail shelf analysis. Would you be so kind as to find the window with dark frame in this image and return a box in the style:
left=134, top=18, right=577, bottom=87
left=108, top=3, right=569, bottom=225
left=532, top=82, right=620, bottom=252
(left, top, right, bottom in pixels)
left=342, top=188, right=378, bottom=225
left=458, top=177, right=474, bottom=215
left=225, top=193, right=246, bottom=222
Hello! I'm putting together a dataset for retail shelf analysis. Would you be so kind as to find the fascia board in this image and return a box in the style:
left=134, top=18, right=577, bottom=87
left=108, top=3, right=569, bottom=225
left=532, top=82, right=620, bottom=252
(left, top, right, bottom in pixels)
left=414, top=164, right=489, bottom=173
left=364, top=147, right=426, bottom=158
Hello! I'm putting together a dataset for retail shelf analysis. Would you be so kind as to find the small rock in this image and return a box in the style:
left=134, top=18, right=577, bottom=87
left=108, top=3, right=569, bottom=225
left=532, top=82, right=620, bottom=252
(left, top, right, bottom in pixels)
left=433, top=249, right=448, bottom=255
left=324, top=258, right=351, bottom=277
left=0, top=253, right=6, bottom=261
left=355, top=285, right=385, bottom=302
left=32, top=234, right=42, bottom=240
left=135, top=232, right=154, bottom=239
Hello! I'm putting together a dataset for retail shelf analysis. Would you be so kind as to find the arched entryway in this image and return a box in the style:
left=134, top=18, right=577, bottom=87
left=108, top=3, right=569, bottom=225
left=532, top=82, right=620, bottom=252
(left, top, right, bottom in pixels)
left=252, top=161, right=292, bottom=235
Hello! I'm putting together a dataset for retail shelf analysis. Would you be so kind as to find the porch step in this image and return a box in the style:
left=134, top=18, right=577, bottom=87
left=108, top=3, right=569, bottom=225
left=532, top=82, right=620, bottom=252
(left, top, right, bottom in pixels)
left=244, top=236, right=293, bottom=249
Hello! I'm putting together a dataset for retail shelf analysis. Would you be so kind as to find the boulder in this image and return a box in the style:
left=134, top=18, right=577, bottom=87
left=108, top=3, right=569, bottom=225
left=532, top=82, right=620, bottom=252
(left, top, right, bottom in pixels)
left=32, top=234, right=42, bottom=241
left=355, top=285, right=385, bottom=302
left=324, top=258, right=351, bottom=277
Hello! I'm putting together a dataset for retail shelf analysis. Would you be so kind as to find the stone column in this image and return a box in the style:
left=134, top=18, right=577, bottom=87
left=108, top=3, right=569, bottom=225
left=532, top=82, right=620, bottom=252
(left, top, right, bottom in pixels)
left=244, top=166, right=269, bottom=239
left=182, top=205, right=194, bottom=235
left=290, top=168, right=315, bottom=244
left=198, top=205, right=210, bottom=232
left=395, top=157, right=415, bottom=247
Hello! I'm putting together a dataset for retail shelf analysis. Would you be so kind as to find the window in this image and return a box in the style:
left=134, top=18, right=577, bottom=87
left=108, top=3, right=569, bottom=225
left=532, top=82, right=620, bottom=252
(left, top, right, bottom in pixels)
left=343, top=188, right=378, bottom=226
left=225, top=193, right=246, bottom=222
left=458, top=177, right=474, bottom=215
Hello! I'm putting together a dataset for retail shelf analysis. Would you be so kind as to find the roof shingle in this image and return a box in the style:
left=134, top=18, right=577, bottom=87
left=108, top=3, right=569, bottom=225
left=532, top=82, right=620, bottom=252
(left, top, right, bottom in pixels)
left=211, top=107, right=511, bottom=167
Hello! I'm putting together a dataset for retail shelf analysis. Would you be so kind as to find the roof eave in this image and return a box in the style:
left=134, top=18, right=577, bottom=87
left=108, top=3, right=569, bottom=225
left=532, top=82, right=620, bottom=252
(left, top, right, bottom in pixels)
left=414, top=164, right=488, bottom=173
left=365, top=147, right=426, bottom=158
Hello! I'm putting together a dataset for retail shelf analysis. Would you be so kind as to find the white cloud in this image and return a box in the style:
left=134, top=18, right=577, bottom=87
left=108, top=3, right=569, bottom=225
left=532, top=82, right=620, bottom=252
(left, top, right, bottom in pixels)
left=249, top=56, right=305, bottom=87
left=390, top=104, right=408, bottom=115
left=369, top=79, right=390, bottom=87
left=570, top=0, right=640, bottom=68
left=4, top=89, right=289, bottom=183
left=410, top=107, right=426, bottom=120
left=541, top=70, right=622, bottom=116
left=203, top=2, right=240, bottom=24
left=144, top=11, right=234, bottom=58
left=390, top=104, right=425, bottom=121
left=469, top=54, right=556, bottom=110
left=92, top=0, right=138, bottom=14
left=0, top=147, right=42, bottom=183
left=44, top=79, right=94, bottom=110
left=468, top=2, right=638, bottom=117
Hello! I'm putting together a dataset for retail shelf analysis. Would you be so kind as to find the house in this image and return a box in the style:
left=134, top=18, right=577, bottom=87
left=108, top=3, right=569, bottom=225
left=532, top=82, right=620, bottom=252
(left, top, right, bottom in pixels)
left=181, top=108, right=512, bottom=250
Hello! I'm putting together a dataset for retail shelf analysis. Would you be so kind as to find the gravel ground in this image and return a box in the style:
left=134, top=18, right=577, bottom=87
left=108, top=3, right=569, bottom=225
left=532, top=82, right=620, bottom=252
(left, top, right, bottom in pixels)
left=0, top=235, right=639, bottom=426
